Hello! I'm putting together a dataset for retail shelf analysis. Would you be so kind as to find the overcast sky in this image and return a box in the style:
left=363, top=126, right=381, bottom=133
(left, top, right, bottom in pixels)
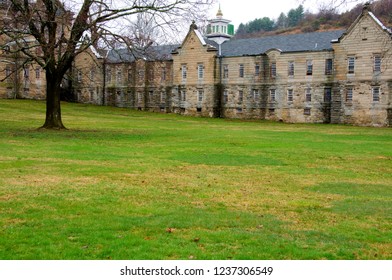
left=208, top=0, right=362, bottom=28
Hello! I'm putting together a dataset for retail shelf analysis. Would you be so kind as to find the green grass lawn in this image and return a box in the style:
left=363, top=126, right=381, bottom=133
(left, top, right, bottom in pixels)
left=0, top=99, right=391, bottom=260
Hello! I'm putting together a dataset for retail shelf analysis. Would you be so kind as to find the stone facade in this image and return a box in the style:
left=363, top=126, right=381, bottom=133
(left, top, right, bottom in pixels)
left=1, top=4, right=391, bottom=127
left=331, top=10, right=392, bottom=126
left=72, top=47, right=105, bottom=105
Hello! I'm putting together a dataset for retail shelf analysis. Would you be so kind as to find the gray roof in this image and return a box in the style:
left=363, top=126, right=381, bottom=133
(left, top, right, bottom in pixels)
left=221, top=30, right=345, bottom=57
left=107, top=44, right=179, bottom=63
left=106, top=30, right=346, bottom=63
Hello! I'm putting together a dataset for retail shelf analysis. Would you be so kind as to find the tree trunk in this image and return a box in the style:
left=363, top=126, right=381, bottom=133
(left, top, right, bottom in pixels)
left=40, top=71, right=66, bottom=129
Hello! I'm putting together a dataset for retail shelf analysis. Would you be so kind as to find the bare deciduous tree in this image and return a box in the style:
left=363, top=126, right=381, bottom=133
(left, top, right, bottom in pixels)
left=0, top=0, right=214, bottom=129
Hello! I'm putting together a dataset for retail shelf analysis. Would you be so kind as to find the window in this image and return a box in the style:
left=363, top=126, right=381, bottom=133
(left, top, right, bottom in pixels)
left=305, top=88, right=312, bottom=102
left=77, top=70, right=82, bottom=82
left=35, top=67, right=40, bottom=79
left=116, top=69, right=122, bottom=83
left=270, top=62, right=276, bottom=78
left=223, top=65, right=229, bottom=79
left=288, top=61, right=294, bottom=76
left=238, top=90, right=243, bottom=103
left=374, top=54, right=381, bottom=73
left=253, top=89, right=259, bottom=100
left=89, top=89, right=94, bottom=101
left=181, top=90, right=186, bottom=101
left=90, top=69, right=95, bottom=81
left=161, top=92, right=166, bottom=103
left=24, top=67, right=29, bottom=79
left=287, top=89, right=293, bottom=102
left=239, top=64, right=244, bottom=78
left=304, top=108, right=311, bottom=115
left=270, top=89, right=276, bottom=102
left=324, top=88, right=332, bottom=102
left=181, top=65, right=187, bottom=80
left=346, top=87, right=353, bottom=102
left=198, top=64, right=204, bottom=79
left=372, top=87, right=380, bottom=102
left=223, top=90, right=228, bottom=103
left=161, top=67, right=166, bottom=82
left=306, top=60, right=313, bottom=75
left=198, top=89, right=203, bottom=102
left=325, top=59, right=333, bottom=75
left=348, top=56, right=355, bottom=74
left=255, top=64, right=260, bottom=76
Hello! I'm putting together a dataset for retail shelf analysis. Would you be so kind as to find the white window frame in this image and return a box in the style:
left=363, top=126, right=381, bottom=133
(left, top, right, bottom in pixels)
left=238, top=90, right=244, bottom=103
left=348, top=56, right=355, bottom=74
left=346, top=87, right=353, bottom=102
left=198, top=64, right=204, bottom=80
left=305, top=88, right=312, bottom=102
left=181, top=90, right=186, bottom=102
left=223, top=90, right=228, bottom=103
left=223, top=64, right=229, bottom=79
left=372, top=87, right=380, bottom=102
left=253, top=89, right=259, bottom=100
left=288, top=61, right=294, bottom=77
left=270, top=89, right=276, bottom=102
left=160, top=91, right=166, bottom=103
left=270, top=62, right=276, bottom=78
left=239, top=64, right=244, bottom=78
left=374, top=54, right=381, bottom=73
left=287, top=89, right=293, bottom=102
left=197, top=89, right=204, bottom=102
left=181, top=65, right=187, bottom=81
left=306, top=60, right=313, bottom=76
left=35, top=67, right=40, bottom=79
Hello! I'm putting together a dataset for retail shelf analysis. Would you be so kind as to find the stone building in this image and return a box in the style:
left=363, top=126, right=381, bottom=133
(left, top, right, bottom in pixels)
left=0, top=0, right=70, bottom=101
left=1, top=4, right=392, bottom=126
left=94, top=4, right=391, bottom=126
left=104, top=44, right=178, bottom=111
left=72, top=46, right=105, bottom=104
left=166, top=4, right=391, bottom=126
left=0, top=1, right=46, bottom=100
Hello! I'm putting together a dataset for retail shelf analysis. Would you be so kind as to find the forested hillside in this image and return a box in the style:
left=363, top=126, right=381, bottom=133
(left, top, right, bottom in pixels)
left=235, top=0, right=392, bottom=38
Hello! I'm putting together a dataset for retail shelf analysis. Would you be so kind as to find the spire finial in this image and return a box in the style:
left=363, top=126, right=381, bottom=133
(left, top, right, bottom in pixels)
left=217, top=4, right=223, bottom=18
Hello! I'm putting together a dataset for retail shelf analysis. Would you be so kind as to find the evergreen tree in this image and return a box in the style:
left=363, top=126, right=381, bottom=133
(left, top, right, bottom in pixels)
left=287, top=5, right=305, bottom=27
left=276, top=12, right=288, bottom=29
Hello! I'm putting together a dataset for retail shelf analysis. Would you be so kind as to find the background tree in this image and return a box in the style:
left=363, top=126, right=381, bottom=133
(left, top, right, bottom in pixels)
left=235, top=17, right=275, bottom=37
left=287, top=5, right=305, bottom=27
left=0, top=0, right=214, bottom=129
left=275, top=12, right=288, bottom=29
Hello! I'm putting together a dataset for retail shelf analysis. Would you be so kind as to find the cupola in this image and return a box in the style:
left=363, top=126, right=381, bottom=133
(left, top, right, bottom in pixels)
left=206, top=5, right=234, bottom=45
